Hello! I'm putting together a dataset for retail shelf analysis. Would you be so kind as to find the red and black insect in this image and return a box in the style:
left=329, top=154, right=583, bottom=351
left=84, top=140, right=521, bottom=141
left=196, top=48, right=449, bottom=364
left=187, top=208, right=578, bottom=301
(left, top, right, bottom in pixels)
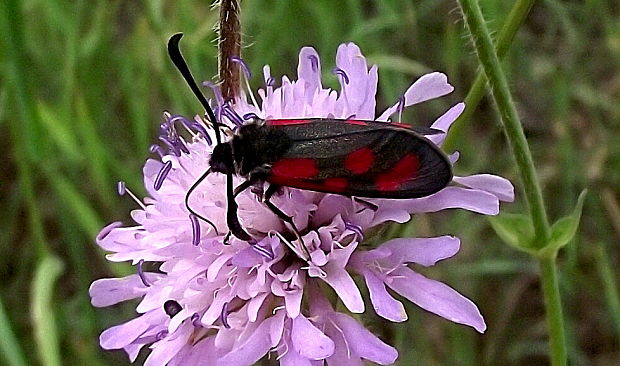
left=168, top=34, right=452, bottom=241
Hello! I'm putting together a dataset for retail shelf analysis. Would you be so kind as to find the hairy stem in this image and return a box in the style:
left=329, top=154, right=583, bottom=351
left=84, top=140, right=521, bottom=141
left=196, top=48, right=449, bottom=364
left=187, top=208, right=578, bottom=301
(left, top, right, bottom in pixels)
left=457, top=0, right=566, bottom=365
left=444, top=0, right=535, bottom=150
left=219, top=0, right=241, bottom=102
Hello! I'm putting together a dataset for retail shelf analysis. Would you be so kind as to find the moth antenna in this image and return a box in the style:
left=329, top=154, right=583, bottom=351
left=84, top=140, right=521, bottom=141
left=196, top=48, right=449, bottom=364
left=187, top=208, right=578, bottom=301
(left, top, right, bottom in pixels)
left=168, top=33, right=222, bottom=145
left=184, top=168, right=219, bottom=235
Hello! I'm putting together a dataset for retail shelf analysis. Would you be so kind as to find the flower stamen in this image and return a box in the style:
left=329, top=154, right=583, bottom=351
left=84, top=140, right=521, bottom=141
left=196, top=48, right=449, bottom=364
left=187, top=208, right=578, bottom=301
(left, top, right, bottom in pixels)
left=308, top=54, right=319, bottom=72
left=190, top=214, right=201, bottom=246
left=230, top=56, right=252, bottom=79
left=396, top=95, right=405, bottom=124
left=220, top=302, right=231, bottom=328
left=163, top=300, right=182, bottom=318
left=332, top=67, right=349, bottom=84
left=155, top=330, right=168, bottom=341
left=252, top=243, right=274, bottom=260
left=242, top=112, right=259, bottom=121
left=344, top=222, right=364, bottom=242
left=169, top=114, right=198, bottom=139
left=231, top=56, right=260, bottom=111
left=149, top=144, right=165, bottom=158
left=137, top=259, right=151, bottom=287
left=191, top=313, right=202, bottom=328
left=154, top=161, right=173, bottom=191
left=202, top=81, right=224, bottom=106
left=191, top=115, right=213, bottom=145
left=221, top=103, right=244, bottom=126
left=116, top=181, right=146, bottom=210
left=269, top=231, right=308, bottom=261
left=96, top=221, right=123, bottom=241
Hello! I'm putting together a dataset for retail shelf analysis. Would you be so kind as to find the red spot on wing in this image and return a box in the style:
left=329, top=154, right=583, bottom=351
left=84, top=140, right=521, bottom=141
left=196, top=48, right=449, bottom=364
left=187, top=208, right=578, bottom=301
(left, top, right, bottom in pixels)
left=345, top=147, right=374, bottom=174
left=271, top=158, right=319, bottom=179
left=375, top=153, right=420, bottom=191
left=266, top=119, right=312, bottom=126
left=324, top=177, right=348, bottom=192
left=390, top=122, right=412, bottom=129
left=266, top=176, right=337, bottom=193
left=345, top=119, right=368, bottom=126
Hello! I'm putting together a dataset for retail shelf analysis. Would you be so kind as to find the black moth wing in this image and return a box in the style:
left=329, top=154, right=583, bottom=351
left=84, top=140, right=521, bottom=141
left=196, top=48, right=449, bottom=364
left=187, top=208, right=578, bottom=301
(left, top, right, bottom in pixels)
left=264, top=118, right=452, bottom=198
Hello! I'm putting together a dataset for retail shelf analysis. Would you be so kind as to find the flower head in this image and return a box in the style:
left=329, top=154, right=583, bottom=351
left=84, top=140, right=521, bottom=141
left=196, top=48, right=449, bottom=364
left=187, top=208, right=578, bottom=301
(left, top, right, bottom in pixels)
left=90, top=42, right=513, bottom=365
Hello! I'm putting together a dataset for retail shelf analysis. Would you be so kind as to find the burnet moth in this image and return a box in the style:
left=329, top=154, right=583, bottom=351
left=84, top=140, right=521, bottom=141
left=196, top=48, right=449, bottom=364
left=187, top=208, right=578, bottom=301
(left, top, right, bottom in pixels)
left=167, top=33, right=452, bottom=242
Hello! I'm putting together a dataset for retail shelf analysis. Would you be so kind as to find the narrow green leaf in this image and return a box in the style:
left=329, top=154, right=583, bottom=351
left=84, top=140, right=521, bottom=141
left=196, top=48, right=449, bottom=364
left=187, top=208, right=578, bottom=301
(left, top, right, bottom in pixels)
left=488, top=213, right=536, bottom=254
left=0, top=296, right=28, bottom=366
left=31, top=256, right=65, bottom=366
left=595, top=243, right=620, bottom=341
left=74, top=95, right=114, bottom=204
left=44, top=166, right=103, bottom=237
left=37, top=102, right=83, bottom=163
left=367, top=54, right=431, bottom=76
left=538, top=190, right=587, bottom=258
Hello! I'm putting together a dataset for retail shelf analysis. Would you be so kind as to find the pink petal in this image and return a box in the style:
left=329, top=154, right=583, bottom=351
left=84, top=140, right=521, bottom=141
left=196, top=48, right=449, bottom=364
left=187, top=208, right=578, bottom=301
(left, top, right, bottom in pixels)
left=297, top=47, right=322, bottom=103
left=280, top=350, right=315, bottom=366
left=358, top=64, right=378, bottom=119
left=144, top=324, right=192, bottom=366
left=100, top=314, right=152, bottom=349
left=327, top=332, right=365, bottom=366
left=404, top=72, right=454, bottom=105
left=397, top=187, right=501, bottom=215
left=202, top=287, right=233, bottom=325
left=89, top=275, right=153, bottom=307
left=285, top=289, right=303, bottom=318
left=231, top=246, right=263, bottom=268
left=247, top=293, right=269, bottom=322
left=331, top=312, right=399, bottom=365
left=387, top=267, right=486, bottom=333
left=378, top=236, right=460, bottom=267
left=378, top=72, right=454, bottom=120
left=321, top=266, right=364, bottom=313
left=328, top=241, right=358, bottom=268
left=292, top=315, right=335, bottom=360
left=206, top=252, right=234, bottom=282
left=370, top=207, right=411, bottom=227
left=427, top=103, right=465, bottom=145
left=313, top=195, right=354, bottom=226
left=217, top=315, right=282, bottom=366
left=363, top=269, right=407, bottom=322
left=269, top=311, right=286, bottom=347
left=123, top=343, right=144, bottom=362
left=453, top=174, right=515, bottom=202
left=174, top=336, right=222, bottom=366
left=335, top=43, right=377, bottom=119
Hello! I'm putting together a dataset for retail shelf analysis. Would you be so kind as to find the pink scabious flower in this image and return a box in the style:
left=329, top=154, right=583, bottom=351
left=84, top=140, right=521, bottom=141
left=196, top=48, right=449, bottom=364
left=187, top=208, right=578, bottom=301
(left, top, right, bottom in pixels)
left=90, top=43, right=514, bottom=365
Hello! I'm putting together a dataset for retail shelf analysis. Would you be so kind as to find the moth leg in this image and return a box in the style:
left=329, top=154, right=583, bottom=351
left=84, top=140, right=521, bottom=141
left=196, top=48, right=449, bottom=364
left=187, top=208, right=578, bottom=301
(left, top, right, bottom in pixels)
left=353, top=197, right=378, bottom=213
left=233, top=179, right=254, bottom=198
left=223, top=231, right=232, bottom=245
left=226, top=173, right=251, bottom=241
left=264, top=184, right=304, bottom=246
left=222, top=180, right=253, bottom=244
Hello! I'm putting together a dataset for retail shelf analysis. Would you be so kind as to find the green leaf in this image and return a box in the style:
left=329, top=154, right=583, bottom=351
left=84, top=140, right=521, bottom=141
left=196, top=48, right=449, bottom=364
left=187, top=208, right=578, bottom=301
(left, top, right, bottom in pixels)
left=0, top=296, right=28, bottom=366
left=538, top=190, right=587, bottom=258
left=31, top=255, right=64, bottom=366
left=366, top=54, right=431, bottom=76
left=488, top=213, right=537, bottom=254
left=44, top=166, right=103, bottom=237
left=37, top=102, right=83, bottom=163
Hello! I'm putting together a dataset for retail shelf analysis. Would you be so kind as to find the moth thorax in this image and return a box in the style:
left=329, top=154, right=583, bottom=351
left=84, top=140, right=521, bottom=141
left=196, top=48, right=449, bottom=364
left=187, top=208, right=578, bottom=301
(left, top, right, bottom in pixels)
left=209, top=143, right=235, bottom=174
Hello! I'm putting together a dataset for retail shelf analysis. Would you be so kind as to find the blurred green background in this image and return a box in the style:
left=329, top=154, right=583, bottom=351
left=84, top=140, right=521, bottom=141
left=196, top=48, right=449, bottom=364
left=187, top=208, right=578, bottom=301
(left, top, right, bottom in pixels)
left=1, top=0, right=619, bottom=365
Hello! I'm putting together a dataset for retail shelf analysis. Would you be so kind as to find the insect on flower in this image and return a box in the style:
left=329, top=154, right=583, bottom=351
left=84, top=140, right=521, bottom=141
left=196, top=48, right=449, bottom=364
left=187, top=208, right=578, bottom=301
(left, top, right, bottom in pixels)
left=168, top=33, right=452, bottom=242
